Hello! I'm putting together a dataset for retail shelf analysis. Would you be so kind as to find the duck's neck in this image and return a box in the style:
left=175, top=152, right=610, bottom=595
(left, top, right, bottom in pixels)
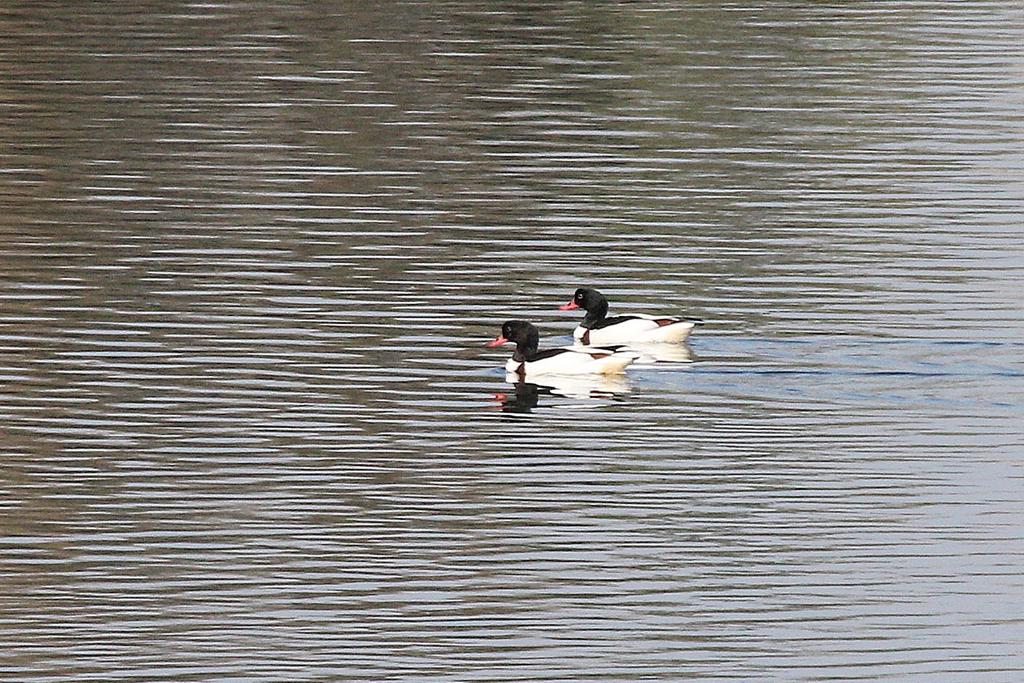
left=582, top=299, right=608, bottom=328
left=512, top=327, right=541, bottom=362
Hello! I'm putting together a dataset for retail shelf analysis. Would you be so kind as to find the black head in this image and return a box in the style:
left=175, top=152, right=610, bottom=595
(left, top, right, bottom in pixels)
left=573, top=287, right=607, bottom=312
left=486, top=320, right=539, bottom=351
left=559, top=288, right=609, bottom=325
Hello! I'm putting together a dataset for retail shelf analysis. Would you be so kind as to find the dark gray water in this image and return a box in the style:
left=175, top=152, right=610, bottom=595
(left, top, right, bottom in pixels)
left=2, top=1, right=1023, bottom=680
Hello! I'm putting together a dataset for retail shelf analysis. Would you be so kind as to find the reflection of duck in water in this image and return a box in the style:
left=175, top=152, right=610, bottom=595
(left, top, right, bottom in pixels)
left=559, top=287, right=701, bottom=346
left=628, top=341, right=695, bottom=364
left=494, top=373, right=632, bottom=413
left=493, top=382, right=544, bottom=413
left=486, top=320, right=638, bottom=377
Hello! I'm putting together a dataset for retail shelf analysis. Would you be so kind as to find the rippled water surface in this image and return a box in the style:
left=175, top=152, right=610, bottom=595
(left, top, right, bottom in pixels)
left=2, top=1, right=1023, bottom=680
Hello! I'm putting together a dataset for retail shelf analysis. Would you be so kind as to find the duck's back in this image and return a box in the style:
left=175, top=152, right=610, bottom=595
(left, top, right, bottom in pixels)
left=508, top=347, right=636, bottom=376
left=575, top=315, right=696, bottom=345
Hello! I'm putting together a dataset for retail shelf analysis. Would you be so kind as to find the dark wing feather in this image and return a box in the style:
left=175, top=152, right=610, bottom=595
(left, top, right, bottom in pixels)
left=591, top=315, right=641, bottom=330
left=527, top=348, right=572, bottom=362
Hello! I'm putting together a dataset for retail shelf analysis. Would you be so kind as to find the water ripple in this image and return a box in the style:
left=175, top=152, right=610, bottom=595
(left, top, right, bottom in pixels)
left=1, top=1, right=1023, bottom=681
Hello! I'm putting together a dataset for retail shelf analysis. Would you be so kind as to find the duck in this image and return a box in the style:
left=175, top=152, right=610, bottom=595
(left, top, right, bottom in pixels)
left=558, top=287, right=700, bottom=346
left=486, top=320, right=638, bottom=377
